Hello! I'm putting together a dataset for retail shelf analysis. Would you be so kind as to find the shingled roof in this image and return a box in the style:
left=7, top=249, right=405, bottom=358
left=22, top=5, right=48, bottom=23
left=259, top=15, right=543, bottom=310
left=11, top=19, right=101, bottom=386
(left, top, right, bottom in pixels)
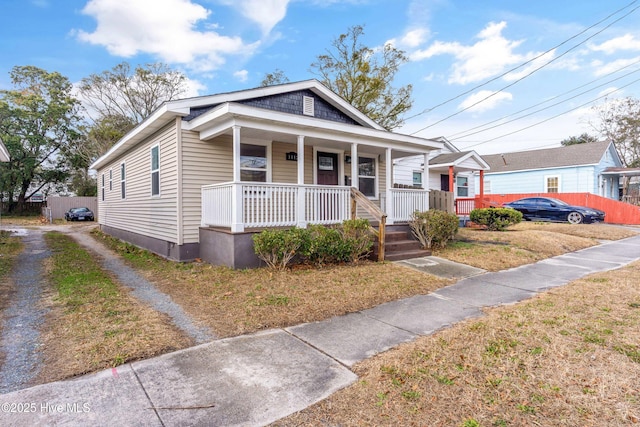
left=482, top=141, right=613, bottom=173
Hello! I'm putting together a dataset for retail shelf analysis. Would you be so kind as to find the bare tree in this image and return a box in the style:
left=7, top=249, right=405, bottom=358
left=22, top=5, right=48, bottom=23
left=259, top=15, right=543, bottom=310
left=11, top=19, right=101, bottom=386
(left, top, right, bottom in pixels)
left=79, top=62, right=188, bottom=124
left=260, top=69, right=290, bottom=87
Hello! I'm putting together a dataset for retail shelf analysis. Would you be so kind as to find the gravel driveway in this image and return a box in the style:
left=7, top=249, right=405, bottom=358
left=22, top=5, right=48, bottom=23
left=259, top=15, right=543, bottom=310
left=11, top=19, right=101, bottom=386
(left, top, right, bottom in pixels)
left=0, top=224, right=214, bottom=393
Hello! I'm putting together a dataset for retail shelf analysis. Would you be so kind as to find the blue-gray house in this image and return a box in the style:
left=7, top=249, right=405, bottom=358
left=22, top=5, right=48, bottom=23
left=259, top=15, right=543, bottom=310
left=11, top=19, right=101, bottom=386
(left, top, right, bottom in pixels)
left=478, top=141, right=623, bottom=200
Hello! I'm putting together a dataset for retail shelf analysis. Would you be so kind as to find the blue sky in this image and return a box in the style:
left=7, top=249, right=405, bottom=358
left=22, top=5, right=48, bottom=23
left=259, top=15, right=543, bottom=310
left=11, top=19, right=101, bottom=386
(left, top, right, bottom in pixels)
left=2, top=0, right=640, bottom=154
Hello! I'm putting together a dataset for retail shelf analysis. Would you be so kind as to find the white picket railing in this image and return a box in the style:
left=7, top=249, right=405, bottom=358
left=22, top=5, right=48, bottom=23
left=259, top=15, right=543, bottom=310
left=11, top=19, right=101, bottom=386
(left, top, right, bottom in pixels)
left=386, top=188, right=430, bottom=222
left=202, top=182, right=351, bottom=231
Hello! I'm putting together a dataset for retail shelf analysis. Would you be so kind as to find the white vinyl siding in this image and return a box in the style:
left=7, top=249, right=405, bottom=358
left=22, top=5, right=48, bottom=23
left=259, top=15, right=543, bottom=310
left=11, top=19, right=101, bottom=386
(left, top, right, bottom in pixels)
left=96, top=122, right=179, bottom=244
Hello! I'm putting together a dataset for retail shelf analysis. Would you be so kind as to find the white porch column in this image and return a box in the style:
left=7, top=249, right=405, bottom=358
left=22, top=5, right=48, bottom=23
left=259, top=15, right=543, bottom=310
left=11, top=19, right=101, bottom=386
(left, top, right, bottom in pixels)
left=424, top=152, right=430, bottom=209
left=350, top=143, right=358, bottom=188
left=385, top=147, right=393, bottom=223
left=231, top=126, right=244, bottom=232
left=296, top=135, right=307, bottom=228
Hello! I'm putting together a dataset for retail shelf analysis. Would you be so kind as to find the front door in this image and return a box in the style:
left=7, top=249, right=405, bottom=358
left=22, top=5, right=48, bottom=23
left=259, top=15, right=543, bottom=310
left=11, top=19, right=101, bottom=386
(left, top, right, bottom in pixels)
left=440, top=174, right=450, bottom=191
left=317, top=152, right=339, bottom=185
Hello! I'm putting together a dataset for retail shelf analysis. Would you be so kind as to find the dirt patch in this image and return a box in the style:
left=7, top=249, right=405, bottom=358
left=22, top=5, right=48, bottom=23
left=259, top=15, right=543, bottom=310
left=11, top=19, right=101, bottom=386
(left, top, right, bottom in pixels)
left=275, top=261, right=640, bottom=426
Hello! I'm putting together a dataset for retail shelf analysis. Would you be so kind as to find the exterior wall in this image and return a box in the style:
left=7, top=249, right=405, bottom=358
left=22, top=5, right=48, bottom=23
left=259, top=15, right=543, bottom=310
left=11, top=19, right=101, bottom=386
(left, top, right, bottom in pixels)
left=481, top=166, right=596, bottom=195
left=97, top=121, right=179, bottom=245
left=181, top=130, right=233, bottom=243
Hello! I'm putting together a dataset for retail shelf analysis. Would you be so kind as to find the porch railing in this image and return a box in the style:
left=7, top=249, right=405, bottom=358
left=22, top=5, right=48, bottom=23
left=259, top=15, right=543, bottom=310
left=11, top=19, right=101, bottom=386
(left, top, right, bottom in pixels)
left=202, top=182, right=351, bottom=231
left=455, top=197, right=476, bottom=215
left=202, top=182, right=431, bottom=232
left=386, top=188, right=430, bottom=222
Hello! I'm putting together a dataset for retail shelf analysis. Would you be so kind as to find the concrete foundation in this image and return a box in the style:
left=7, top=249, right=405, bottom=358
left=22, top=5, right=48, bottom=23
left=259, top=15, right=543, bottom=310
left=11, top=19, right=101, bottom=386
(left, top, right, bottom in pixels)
left=199, top=227, right=264, bottom=269
left=100, top=225, right=199, bottom=261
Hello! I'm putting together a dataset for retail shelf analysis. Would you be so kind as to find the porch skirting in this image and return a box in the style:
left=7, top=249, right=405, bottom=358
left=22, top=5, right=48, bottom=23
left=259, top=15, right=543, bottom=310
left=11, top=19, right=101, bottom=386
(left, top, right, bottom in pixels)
left=199, top=227, right=263, bottom=269
left=100, top=225, right=200, bottom=262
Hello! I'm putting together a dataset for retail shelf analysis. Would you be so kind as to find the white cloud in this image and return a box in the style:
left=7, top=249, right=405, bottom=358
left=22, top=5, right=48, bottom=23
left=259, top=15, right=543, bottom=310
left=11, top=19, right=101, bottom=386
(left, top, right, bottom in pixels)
left=233, top=70, right=249, bottom=82
left=589, top=34, right=640, bottom=54
left=183, top=77, right=208, bottom=97
left=502, top=50, right=556, bottom=82
left=458, top=90, right=512, bottom=113
left=591, top=56, right=640, bottom=76
left=411, top=21, right=542, bottom=85
left=236, top=0, right=290, bottom=35
left=76, top=0, right=259, bottom=72
left=388, top=27, right=429, bottom=49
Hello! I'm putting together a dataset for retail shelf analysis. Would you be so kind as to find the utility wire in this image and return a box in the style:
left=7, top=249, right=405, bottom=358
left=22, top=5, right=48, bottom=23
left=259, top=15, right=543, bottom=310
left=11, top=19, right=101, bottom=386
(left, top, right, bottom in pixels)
left=447, top=58, right=640, bottom=139
left=458, top=77, right=640, bottom=148
left=410, top=2, right=640, bottom=135
left=405, top=0, right=638, bottom=122
left=450, top=64, right=640, bottom=141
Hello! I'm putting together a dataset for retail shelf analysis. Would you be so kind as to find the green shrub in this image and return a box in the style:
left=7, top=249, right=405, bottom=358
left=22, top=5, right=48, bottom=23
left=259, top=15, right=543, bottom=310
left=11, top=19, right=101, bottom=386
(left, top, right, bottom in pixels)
left=339, top=218, right=375, bottom=263
left=409, top=209, right=459, bottom=249
left=252, top=227, right=309, bottom=270
left=470, top=207, right=522, bottom=231
left=302, top=224, right=350, bottom=266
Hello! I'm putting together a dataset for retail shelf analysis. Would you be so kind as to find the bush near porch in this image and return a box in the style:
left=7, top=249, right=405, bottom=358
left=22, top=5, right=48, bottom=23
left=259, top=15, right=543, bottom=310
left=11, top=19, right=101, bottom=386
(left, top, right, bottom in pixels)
left=252, top=218, right=374, bottom=270
left=408, top=210, right=459, bottom=249
left=470, top=207, right=522, bottom=231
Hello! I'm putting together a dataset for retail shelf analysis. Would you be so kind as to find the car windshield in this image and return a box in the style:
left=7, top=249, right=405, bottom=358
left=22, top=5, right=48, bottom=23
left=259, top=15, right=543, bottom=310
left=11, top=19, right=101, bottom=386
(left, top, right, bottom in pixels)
left=72, top=208, right=89, bottom=213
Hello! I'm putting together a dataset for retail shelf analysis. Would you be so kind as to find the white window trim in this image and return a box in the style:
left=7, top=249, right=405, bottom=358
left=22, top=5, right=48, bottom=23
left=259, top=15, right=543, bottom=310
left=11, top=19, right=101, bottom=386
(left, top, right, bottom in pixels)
left=101, top=174, right=105, bottom=202
left=239, top=139, right=272, bottom=182
left=151, top=144, right=160, bottom=197
left=312, top=147, right=344, bottom=186
left=544, top=174, right=561, bottom=193
left=357, top=152, right=379, bottom=200
left=456, top=174, right=469, bottom=197
left=412, top=170, right=423, bottom=187
left=120, top=162, right=126, bottom=200
left=109, top=169, right=112, bottom=191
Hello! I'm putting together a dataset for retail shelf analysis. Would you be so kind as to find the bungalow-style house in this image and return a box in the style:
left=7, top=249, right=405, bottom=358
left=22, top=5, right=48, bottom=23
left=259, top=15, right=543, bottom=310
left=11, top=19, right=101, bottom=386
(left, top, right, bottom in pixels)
left=479, top=141, right=623, bottom=199
left=90, top=80, right=444, bottom=268
left=393, top=137, right=489, bottom=214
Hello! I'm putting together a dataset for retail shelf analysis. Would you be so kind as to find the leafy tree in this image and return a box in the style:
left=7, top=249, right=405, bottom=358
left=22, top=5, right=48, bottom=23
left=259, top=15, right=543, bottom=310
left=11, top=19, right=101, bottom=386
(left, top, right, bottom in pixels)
left=79, top=62, right=188, bottom=124
left=310, top=25, right=413, bottom=130
left=0, top=66, right=84, bottom=212
left=561, top=133, right=599, bottom=146
left=260, top=69, right=290, bottom=87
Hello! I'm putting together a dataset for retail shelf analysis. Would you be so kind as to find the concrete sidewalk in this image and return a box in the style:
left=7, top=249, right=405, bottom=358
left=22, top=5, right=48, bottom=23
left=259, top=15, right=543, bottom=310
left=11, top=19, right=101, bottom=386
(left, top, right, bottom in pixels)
left=2, top=234, right=640, bottom=426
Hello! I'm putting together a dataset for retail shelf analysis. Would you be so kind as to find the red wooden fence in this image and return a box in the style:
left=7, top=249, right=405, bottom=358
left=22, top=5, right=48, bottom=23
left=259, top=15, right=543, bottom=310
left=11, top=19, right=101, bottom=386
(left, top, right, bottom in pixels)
left=474, top=193, right=640, bottom=225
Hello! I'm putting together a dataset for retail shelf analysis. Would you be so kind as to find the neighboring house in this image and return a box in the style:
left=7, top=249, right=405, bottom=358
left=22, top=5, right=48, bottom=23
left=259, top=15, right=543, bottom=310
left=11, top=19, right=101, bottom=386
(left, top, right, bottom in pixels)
left=394, top=137, right=490, bottom=214
left=90, top=80, right=443, bottom=267
left=479, top=141, right=624, bottom=200
left=0, top=138, right=9, bottom=162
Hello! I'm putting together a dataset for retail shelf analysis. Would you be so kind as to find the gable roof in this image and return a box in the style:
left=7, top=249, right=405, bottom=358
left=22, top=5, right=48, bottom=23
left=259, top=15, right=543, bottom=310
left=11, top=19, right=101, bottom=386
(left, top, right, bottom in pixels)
left=430, top=150, right=490, bottom=171
left=482, top=141, right=618, bottom=173
left=90, top=80, right=440, bottom=170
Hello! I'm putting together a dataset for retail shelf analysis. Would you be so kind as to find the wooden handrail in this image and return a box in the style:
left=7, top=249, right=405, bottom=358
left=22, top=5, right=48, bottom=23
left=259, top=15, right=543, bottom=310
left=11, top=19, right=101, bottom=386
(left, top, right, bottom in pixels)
left=350, top=188, right=387, bottom=262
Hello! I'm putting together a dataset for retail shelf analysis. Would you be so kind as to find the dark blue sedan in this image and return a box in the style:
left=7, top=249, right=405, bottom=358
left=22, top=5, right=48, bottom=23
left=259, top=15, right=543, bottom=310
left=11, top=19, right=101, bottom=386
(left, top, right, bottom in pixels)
left=65, top=207, right=95, bottom=221
left=502, top=197, right=605, bottom=224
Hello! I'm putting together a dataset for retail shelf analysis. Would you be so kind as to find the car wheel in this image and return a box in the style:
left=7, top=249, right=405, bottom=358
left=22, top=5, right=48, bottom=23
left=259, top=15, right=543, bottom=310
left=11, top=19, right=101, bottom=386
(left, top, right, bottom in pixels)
left=567, top=211, right=583, bottom=224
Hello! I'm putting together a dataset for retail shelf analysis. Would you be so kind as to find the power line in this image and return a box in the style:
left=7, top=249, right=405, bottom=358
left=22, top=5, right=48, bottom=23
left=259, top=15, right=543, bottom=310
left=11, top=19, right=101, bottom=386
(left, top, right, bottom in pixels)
left=449, top=62, right=640, bottom=141
left=458, top=77, right=640, bottom=148
left=410, top=2, right=640, bottom=135
left=447, top=58, right=640, bottom=139
left=405, top=0, right=639, bottom=122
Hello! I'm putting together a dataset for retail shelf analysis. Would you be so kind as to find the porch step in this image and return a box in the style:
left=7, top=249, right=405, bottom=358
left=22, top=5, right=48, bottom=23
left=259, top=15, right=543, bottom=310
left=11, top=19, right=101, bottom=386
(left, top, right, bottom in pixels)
left=371, top=226, right=431, bottom=262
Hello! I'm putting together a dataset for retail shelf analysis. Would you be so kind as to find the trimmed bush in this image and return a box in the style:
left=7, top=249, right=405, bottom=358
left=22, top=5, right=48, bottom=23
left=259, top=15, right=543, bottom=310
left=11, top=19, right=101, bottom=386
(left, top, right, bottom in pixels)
left=409, top=209, right=459, bottom=249
left=253, top=219, right=375, bottom=269
left=470, top=207, right=522, bottom=231
left=339, top=218, right=375, bottom=263
left=252, top=227, right=309, bottom=270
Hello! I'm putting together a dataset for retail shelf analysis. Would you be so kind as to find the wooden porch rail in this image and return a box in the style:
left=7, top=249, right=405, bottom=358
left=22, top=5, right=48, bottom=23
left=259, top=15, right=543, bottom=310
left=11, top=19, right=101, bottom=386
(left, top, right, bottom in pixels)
left=350, top=187, right=387, bottom=262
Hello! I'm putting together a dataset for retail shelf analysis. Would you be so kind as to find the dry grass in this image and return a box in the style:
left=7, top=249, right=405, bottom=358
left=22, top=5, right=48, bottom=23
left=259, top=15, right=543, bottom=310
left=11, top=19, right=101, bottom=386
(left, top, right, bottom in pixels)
left=0, top=231, right=23, bottom=377
left=94, top=230, right=454, bottom=338
left=36, top=232, right=192, bottom=384
left=434, top=223, right=638, bottom=271
left=275, top=261, right=640, bottom=427
left=0, top=216, right=46, bottom=226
